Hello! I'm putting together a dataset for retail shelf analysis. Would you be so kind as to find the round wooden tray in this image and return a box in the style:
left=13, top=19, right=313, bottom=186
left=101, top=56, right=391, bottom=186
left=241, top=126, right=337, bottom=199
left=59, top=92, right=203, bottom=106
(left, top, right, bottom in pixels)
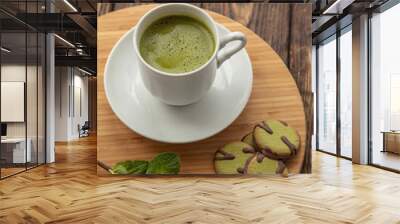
left=97, top=5, right=306, bottom=174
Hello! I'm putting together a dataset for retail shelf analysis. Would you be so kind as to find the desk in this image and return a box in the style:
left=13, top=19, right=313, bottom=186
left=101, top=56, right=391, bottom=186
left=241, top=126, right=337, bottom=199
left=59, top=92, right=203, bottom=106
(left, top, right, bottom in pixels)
left=1, top=138, right=31, bottom=163
left=382, top=131, right=400, bottom=154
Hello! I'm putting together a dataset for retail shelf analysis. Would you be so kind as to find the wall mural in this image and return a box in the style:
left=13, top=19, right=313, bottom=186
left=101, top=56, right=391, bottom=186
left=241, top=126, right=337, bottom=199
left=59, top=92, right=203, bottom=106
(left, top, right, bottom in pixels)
left=97, top=3, right=312, bottom=176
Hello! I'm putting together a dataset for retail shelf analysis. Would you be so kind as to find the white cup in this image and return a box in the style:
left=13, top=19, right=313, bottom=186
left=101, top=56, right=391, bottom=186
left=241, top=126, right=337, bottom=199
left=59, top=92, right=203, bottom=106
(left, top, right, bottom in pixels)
left=133, top=3, right=246, bottom=106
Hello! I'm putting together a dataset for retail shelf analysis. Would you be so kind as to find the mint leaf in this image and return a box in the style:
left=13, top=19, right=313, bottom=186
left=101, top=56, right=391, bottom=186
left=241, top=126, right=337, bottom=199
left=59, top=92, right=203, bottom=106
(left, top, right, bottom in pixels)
left=146, top=152, right=180, bottom=174
left=111, top=160, right=148, bottom=174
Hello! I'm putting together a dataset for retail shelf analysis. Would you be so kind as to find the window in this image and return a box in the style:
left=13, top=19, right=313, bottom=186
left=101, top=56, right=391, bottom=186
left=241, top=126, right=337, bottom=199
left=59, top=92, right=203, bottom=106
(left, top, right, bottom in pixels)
left=370, top=3, right=400, bottom=171
left=339, top=27, right=352, bottom=158
left=390, top=74, right=400, bottom=130
left=315, top=25, right=353, bottom=159
left=317, top=36, right=337, bottom=154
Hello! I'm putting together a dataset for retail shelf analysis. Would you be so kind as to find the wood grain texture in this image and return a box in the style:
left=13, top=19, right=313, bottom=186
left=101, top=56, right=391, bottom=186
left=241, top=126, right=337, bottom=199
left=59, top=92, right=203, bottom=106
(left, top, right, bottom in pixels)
left=1, top=136, right=400, bottom=223
left=88, top=77, right=97, bottom=133
left=288, top=4, right=312, bottom=172
left=98, top=3, right=313, bottom=173
left=97, top=5, right=307, bottom=175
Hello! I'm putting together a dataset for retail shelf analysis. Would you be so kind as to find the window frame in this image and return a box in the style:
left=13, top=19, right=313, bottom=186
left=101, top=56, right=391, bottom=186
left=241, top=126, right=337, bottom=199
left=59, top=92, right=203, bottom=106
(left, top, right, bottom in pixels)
left=315, top=24, right=353, bottom=161
left=367, top=1, right=400, bottom=173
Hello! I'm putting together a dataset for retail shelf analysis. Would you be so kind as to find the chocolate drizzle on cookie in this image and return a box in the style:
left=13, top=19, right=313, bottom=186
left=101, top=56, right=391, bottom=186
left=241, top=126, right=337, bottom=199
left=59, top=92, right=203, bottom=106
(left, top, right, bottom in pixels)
left=281, top=136, right=297, bottom=155
left=236, top=167, right=245, bottom=174
left=256, top=136, right=298, bottom=160
left=256, top=152, right=265, bottom=163
left=276, top=161, right=286, bottom=174
left=214, top=119, right=300, bottom=175
left=237, top=154, right=256, bottom=174
left=242, top=147, right=255, bottom=154
left=279, top=120, right=288, bottom=126
left=260, top=146, right=282, bottom=160
left=257, top=121, right=273, bottom=134
left=214, top=149, right=235, bottom=160
left=241, top=132, right=252, bottom=142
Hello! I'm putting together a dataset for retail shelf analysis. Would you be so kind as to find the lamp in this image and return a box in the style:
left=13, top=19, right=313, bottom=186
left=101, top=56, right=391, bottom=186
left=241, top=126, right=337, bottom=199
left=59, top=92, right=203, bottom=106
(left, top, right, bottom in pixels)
left=54, top=34, right=75, bottom=48
left=1, top=47, right=11, bottom=53
left=63, top=0, right=78, bottom=12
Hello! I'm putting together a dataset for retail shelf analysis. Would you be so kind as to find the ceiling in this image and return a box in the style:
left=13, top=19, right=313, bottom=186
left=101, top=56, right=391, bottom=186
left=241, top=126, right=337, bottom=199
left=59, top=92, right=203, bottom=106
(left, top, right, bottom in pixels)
left=310, top=0, right=391, bottom=43
left=1, top=32, right=45, bottom=64
left=0, top=0, right=97, bottom=74
left=1, top=0, right=396, bottom=72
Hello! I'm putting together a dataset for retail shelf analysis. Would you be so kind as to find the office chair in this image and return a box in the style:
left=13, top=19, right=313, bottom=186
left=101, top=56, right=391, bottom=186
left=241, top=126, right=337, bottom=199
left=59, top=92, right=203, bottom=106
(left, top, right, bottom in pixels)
left=79, top=121, right=90, bottom=138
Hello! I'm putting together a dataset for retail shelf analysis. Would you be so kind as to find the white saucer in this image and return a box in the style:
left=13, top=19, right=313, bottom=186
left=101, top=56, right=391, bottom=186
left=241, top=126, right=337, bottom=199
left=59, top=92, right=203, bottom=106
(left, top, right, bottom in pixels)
left=104, top=24, right=253, bottom=143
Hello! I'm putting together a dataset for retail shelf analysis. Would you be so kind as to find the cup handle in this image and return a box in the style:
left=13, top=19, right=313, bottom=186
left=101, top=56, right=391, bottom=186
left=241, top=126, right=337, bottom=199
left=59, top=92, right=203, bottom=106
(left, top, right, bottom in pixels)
left=217, top=32, right=247, bottom=68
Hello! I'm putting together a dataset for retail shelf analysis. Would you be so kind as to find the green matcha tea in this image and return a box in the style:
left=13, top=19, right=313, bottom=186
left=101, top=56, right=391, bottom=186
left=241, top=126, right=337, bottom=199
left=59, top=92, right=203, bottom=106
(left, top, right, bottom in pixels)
left=139, top=15, right=215, bottom=74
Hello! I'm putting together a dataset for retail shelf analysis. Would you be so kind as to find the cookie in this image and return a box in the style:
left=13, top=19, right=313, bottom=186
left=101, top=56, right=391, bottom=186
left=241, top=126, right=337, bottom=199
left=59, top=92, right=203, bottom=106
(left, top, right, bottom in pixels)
left=247, top=154, right=288, bottom=175
left=214, top=141, right=289, bottom=175
left=253, top=120, right=300, bottom=160
left=214, top=142, right=256, bottom=174
left=241, top=132, right=256, bottom=147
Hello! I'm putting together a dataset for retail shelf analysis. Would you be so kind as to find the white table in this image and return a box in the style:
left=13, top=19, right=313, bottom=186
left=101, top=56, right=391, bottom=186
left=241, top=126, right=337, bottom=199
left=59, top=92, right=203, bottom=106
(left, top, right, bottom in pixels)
left=1, top=138, right=31, bottom=163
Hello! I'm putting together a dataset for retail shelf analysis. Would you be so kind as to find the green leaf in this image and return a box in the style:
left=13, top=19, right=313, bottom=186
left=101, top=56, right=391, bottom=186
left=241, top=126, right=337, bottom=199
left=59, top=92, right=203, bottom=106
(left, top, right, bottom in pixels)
left=111, top=160, right=148, bottom=174
left=146, top=152, right=180, bottom=174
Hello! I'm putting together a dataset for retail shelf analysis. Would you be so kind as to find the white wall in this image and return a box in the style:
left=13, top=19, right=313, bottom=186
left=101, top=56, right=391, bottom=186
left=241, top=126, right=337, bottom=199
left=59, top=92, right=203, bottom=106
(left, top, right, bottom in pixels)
left=74, top=73, right=89, bottom=136
left=54, top=67, right=89, bottom=141
left=1, top=63, right=46, bottom=164
left=1, top=65, right=35, bottom=138
left=55, top=66, right=70, bottom=141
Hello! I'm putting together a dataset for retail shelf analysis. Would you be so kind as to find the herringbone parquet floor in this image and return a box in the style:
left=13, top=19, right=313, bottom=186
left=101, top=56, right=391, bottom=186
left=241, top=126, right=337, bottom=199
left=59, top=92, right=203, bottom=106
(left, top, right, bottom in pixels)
left=1, top=136, right=400, bottom=224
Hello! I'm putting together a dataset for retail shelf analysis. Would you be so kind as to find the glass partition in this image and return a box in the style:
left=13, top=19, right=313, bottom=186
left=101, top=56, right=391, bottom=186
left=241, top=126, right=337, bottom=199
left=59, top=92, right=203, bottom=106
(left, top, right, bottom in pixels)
left=1, top=31, right=28, bottom=177
left=0, top=1, right=46, bottom=179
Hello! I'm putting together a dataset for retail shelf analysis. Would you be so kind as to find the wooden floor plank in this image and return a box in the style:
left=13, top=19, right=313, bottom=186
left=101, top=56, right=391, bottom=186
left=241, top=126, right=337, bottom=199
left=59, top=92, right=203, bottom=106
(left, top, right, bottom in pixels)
left=0, top=135, right=400, bottom=223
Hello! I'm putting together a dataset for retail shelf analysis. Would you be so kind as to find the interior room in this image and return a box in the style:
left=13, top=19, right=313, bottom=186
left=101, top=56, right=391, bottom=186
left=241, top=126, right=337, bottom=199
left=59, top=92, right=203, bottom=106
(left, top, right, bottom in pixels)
left=0, top=0, right=96, bottom=179
left=313, top=0, right=400, bottom=172
left=0, top=7, right=46, bottom=177
left=1, top=0, right=400, bottom=223
left=370, top=3, right=400, bottom=171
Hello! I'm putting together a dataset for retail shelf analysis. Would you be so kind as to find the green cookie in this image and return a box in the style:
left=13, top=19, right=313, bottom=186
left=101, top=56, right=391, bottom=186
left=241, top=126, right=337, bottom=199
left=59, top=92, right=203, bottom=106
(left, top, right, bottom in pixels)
left=247, top=153, right=288, bottom=175
left=214, top=142, right=256, bottom=174
left=241, top=132, right=256, bottom=148
left=253, top=120, right=300, bottom=160
left=214, top=141, right=289, bottom=175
